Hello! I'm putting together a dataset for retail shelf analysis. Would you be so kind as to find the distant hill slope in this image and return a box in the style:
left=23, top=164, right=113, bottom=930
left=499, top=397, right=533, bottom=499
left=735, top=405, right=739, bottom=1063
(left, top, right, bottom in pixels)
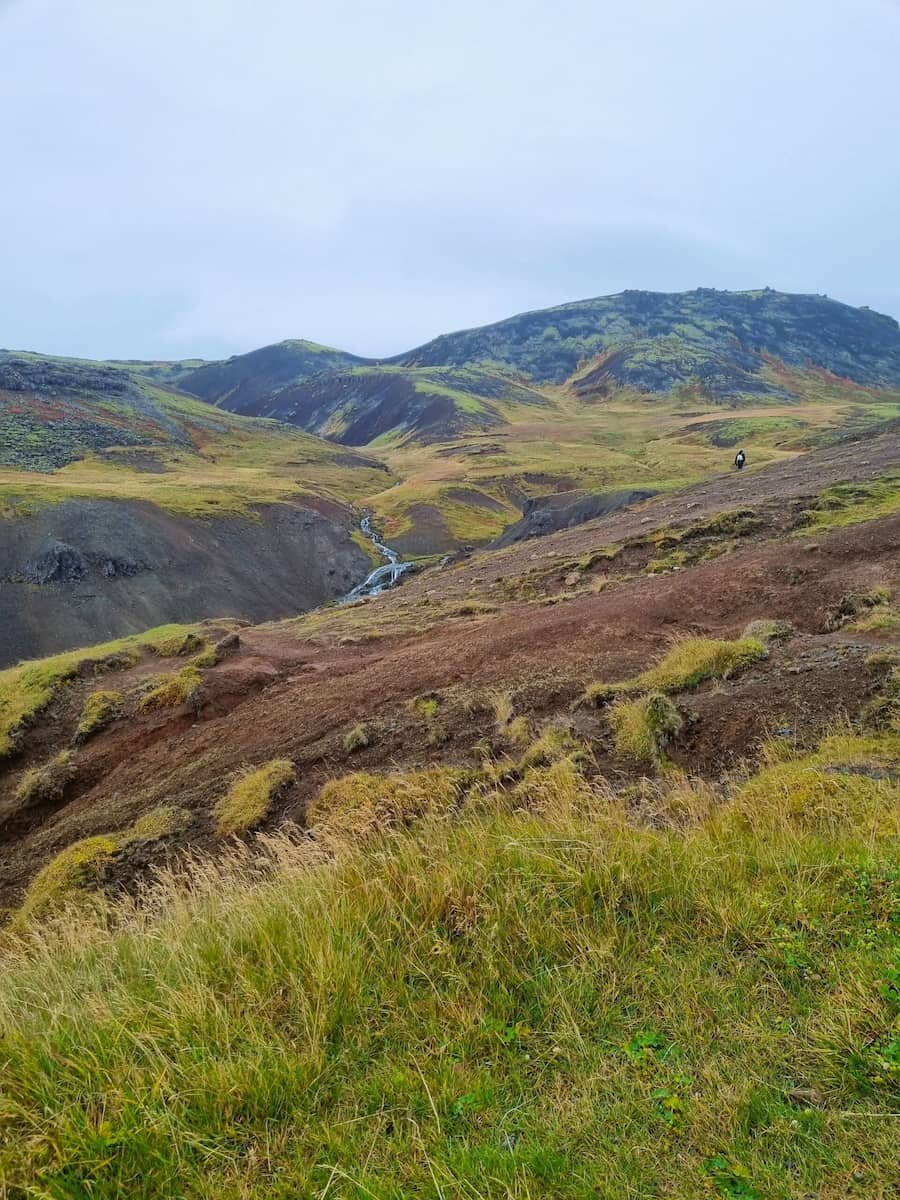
left=247, top=365, right=550, bottom=445
left=176, top=339, right=369, bottom=412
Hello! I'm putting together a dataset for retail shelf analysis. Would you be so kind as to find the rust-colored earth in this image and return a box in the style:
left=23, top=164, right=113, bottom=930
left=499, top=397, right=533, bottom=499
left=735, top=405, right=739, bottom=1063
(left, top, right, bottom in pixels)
left=1, top=431, right=897, bottom=908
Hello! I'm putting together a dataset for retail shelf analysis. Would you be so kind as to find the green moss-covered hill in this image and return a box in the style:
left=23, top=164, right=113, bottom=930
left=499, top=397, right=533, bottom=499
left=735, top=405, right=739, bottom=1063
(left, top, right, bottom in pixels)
left=173, top=289, right=900, bottom=448
left=396, top=288, right=900, bottom=390
left=0, top=350, right=390, bottom=510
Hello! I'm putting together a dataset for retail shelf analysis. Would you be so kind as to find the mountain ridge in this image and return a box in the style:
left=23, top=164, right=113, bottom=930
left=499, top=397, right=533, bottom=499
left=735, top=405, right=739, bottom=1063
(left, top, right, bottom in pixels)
left=173, top=288, right=900, bottom=448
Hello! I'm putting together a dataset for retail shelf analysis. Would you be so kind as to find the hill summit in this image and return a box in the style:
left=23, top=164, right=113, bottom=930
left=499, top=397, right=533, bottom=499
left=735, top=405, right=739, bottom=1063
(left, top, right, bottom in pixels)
left=177, top=289, right=900, bottom=444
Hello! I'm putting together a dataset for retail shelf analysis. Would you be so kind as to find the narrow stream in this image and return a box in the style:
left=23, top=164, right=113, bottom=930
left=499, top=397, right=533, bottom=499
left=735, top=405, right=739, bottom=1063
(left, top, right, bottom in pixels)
left=341, top=515, right=413, bottom=602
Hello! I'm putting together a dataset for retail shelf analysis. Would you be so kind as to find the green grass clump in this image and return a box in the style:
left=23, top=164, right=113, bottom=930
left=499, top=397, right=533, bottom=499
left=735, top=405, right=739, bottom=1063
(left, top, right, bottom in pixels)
left=0, top=726, right=898, bottom=1195
left=585, top=636, right=767, bottom=706
left=343, top=723, right=372, bottom=752
left=742, top=618, right=795, bottom=644
left=129, top=805, right=192, bottom=842
left=801, top=471, right=900, bottom=533
left=851, top=605, right=900, bottom=634
left=138, top=665, right=205, bottom=713
left=189, top=645, right=220, bottom=668
left=721, top=731, right=900, bottom=837
left=151, top=631, right=206, bottom=658
left=309, top=767, right=466, bottom=839
left=74, top=690, right=123, bottom=744
left=609, top=693, right=683, bottom=763
left=518, top=725, right=588, bottom=769
left=861, top=667, right=900, bottom=733
left=409, top=694, right=440, bottom=721
left=646, top=549, right=688, bottom=574
left=14, top=750, right=76, bottom=806
left=214, top=760, right=296, bottom=836
left=825, top=587, right=891, bottom=631
left=11, top=835, right=118, bottom=928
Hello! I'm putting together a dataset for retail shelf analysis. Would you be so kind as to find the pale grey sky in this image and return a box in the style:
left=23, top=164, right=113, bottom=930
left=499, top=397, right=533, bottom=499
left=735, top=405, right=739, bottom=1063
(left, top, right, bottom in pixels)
left=1, top=0, right=898, bottom=360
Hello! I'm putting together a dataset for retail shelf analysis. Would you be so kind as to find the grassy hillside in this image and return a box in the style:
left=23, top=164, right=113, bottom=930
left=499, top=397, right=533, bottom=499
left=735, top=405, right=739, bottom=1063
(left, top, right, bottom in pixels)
left=177, top=339, right=370, bottom=412
left=162, top=291, right=900, bottom=551
left=0, top=431, right=897, bottom=1195
left=0, top=351, right=393, bottom=516
left=248, top=364, right=550, bottom=446
left=363, top=380, right=900, bottom=551
left=0, top=726, right=897, bottom=1197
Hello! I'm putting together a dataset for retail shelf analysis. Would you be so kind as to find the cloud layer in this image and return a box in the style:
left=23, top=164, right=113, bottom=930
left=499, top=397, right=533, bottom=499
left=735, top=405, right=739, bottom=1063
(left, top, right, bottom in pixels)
left=1, top=0, right=898, bottom=359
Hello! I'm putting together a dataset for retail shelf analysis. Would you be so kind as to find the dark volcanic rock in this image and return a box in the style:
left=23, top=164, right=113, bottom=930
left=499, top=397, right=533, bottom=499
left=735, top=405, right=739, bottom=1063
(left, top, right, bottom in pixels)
left=494, top=488, right=659, bottom=547
left=0, top=499, right=370, bottom=667
left=24, top=541, right=89, bottom=584
left=23, top=541, right=146, bottom=585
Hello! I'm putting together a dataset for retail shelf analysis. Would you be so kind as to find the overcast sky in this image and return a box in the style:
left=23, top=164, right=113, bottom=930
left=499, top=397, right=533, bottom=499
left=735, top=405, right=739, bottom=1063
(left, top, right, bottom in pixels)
left=1, top=0, right=898, bottom=361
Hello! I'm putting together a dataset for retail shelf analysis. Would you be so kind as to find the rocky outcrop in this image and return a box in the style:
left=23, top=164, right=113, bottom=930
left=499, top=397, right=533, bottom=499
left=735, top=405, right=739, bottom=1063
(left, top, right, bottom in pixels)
left=22, top=541, right=146, bottom=585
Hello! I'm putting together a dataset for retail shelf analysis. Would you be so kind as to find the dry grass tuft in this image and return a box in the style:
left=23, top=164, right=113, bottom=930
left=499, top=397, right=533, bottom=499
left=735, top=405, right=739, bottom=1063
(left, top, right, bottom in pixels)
left=585, top=636, right=767, bottom=706
left=11, top=835, right=118, bottom=927
left=309, top=767, right=467, bottom=840
left=74, top=690, right=122, bottom=744
left=609, top=693, right=683, bottom=763
left=138, top=665, right=205, bottom=713
left=15, top=751, right=77, bottom=806
left=343, top=723, right=372, bottom=753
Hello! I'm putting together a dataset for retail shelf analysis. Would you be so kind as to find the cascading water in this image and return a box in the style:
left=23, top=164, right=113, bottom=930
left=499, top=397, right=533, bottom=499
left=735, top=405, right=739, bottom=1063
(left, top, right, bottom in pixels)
left=340, top=516, right=413, bottom=602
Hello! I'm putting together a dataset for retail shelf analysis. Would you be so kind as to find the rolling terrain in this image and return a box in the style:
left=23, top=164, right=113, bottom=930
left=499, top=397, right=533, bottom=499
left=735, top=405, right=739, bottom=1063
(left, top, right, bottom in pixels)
left=0, top=420, right=897, bottom=1196
left=177, top=289, right=900, bottom=553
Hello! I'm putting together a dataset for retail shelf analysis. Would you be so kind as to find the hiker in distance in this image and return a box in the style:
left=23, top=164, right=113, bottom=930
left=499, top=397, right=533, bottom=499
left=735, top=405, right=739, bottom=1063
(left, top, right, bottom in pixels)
left=734, top=448, right=746, bottom=470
